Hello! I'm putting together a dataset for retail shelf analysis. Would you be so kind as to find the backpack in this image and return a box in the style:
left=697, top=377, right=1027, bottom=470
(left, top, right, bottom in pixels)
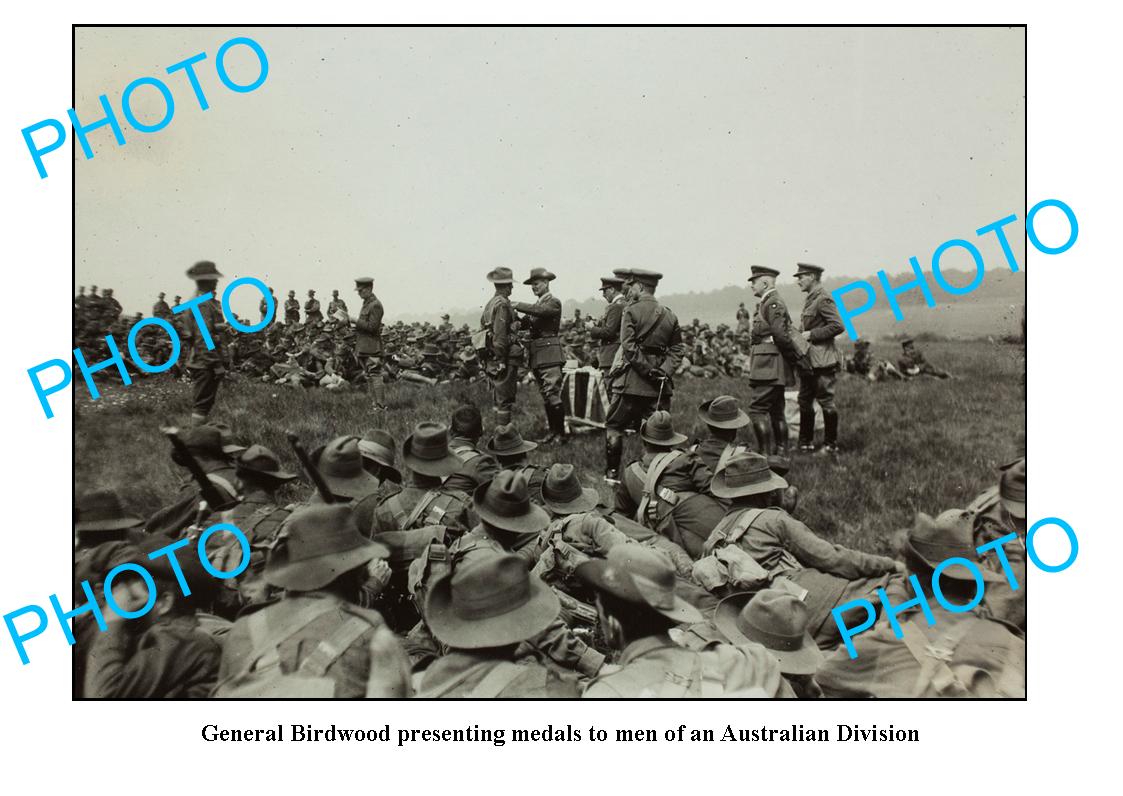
left=212, top=601, right=376, bottom=698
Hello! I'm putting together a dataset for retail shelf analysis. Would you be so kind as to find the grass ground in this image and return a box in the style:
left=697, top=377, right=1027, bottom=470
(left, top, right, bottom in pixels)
left=74, top=339, right=1024, bottom=557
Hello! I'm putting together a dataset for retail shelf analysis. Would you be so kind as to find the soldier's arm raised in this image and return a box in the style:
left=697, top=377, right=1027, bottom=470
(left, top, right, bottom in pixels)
left=514, top=295, right=562, bottom=319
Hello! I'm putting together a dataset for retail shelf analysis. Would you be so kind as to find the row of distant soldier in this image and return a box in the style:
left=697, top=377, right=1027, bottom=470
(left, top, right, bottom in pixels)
left=73, top=284, right=952, bottom=390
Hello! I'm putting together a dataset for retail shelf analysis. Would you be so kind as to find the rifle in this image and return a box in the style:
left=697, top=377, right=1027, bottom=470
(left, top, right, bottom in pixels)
left=286, top=431, right=336, bottom=504
left=161, top=425, right=238, bottom=511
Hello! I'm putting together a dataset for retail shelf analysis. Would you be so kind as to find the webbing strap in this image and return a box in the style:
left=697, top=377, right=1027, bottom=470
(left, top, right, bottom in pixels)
left=297, top=616, right=373, bottom=677
left=636, top=450, right=684, bottom=524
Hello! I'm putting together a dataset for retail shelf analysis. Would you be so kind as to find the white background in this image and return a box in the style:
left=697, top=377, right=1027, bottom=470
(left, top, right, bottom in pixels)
left=0, top=2, right=1114, bottom=792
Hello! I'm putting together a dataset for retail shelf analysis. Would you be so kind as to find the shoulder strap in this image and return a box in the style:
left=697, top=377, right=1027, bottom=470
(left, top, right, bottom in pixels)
left=468, top=661, right=528, bottom=698
left=215, top=600, right=339, bottom=692
left=634, top=451, right=679, bottom=524
left=296, top=615, right=375, bottom=677
left=207, top=473, right=239, bottom=501
left=633, top=305, right=668, bottom=346
left=404, top=490, right=441, bottom=529
left=899, top=617, right=974, bottom=697
left=703, top=507, right=767, bottom=555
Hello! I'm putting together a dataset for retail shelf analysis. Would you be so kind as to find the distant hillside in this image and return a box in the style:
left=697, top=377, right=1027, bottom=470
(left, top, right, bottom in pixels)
left=401, top=268, right=1024, bottom=340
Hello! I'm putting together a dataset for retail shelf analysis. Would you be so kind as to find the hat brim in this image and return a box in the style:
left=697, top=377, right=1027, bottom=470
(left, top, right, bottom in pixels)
left=697, top=402, right=751, bottom=429
left=75, top=516, right=144, bottom=533
left=543, top=487, right=601, bottom=516
left=472, top=483, right=551, bottom=534
left=1000, top=497, right=1026, bottom=520
left=640, top=430, right=688, bottom=447
left=425, top=572, right=560, bottom=649
left=484, top=440, right=539, bottom=456
left=265, top=537, right=389, bottom=591
left=403, top=451, right=463, bottom=478
left=904, top=541, right=1003, bottom=583
left=239, top=467, right=298, bottom=482
left=793, top=269, right=821, bottom=278
left=711, top=470, right=788, bottom=499
left=576, top=559, right=702, bottom=624
left=222, top=444, right=248, bottom=456
left=321, top=471, right=381, bottom=500
left=713, top=593, right=825, bottom=675
left=523, top=274, right=556, bottom=285
left=487, top=275, right=514, bottom=285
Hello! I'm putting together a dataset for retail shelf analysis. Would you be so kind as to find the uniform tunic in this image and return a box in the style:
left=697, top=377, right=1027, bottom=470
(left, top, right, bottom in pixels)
left=513, top=292, right=565, bottom=406
left=605, top=293, right=685, bottom=431
left=797, top=284, right=844, bottom=417
left=748, top=288, right=802, bottom=419
left=480, top=293, right=521, bottom=416
left=84, top=615, right=222, bottom=698
left=418, top=651, right=580, bottom=697
left=588, top=293, right=626, bottom=369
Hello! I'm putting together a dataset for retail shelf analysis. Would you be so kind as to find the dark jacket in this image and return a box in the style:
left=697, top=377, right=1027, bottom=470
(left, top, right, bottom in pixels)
left=84, top=615, right=222, bottom=698
left=355, top=294, right=384, bottom=356
left=589, top=295, right=625, bottom=368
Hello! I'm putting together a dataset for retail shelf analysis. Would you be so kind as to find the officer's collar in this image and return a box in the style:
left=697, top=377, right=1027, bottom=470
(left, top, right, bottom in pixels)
left=759, top=287, right=778, bottom=303
left=634, top=293, right=656, bottom=303
left=612, top=293, right=625, bottom=304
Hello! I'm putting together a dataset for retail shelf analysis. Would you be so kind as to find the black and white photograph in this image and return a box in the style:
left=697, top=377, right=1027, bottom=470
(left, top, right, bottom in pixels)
left=68, top=25, right=1027, bottom=700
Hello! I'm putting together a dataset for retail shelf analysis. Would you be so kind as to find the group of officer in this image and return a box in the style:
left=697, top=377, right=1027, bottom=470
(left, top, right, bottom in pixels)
left=474, top=262, right=847, bottom=484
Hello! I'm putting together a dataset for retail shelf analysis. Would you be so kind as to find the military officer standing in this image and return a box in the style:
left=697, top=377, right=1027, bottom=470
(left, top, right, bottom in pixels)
left=354, top=277, right=387, bottom=411
left=512, top=267, right=568, bottom=444
left=305, top=289, right=323, bottom=325
left=478, top=267, right=523, bottom=426
left=182, top=261, right=228, bottom=424
left=747, top=265, right=807, bottom=455
left=603, top=269, right=684, bottom=483
left=284, top=290, right=300, bottom=325
left=153, top=292, right=172, bottom=320
left=794, top=263, right=844, bottom=454
left=588, top=275, right=626, bottom=388
left=327, top=289, right=347, bottom=318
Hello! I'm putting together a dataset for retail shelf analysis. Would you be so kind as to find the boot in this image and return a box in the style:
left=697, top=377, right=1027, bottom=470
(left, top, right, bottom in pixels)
left=604, top=433, right=624, bottom=483
left=370, top=380, right=388, bottom=412
left=773, top=419, right=790, bottom=456
left=821, top=409, right=839, bottom=454
left=798, top=408, right=816, bottom=453
left=751, top=417, right=773, bottom=456
left=537, top=403, right=568, bottom=445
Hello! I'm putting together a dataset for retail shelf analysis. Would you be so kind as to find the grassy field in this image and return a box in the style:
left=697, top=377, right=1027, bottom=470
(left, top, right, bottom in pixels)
left=74, top=339, right=1024, bottom=557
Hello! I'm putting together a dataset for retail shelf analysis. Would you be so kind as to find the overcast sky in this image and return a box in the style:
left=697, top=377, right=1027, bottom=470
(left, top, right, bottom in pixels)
left=75, top=26, right=1025, bottom=319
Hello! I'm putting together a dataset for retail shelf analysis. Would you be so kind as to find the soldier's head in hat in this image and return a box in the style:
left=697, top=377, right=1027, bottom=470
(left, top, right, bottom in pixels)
left=288, top=289, right=296, bottom=298
left=402, top=422, right=463, bottom=487
left=266, top=504, right=390, bottom=599
left=599, top=275, right=624, bottom=303
left=901, top=336, right=915, bottom=349
left=157, top=291, right=165, bottom=300
left=612, top=268, right=635, bottom=299
left=358, top=429, right=402, bottom=483
left=711, top=452, right=789, bottom=509
left=441, top=313, right=450, bottom=321
left=78, top=285, right=86, bottom=296
left=897, top=509, right=1000, bottom=604
left=104, top=288, right=114, bottom=297
left=523, top=267, right=556, bottom=298
left=235, top=445, right=298, bottom=499
left=332, top=289, right=339, bottom=297
left=473, top=470, right=551, bottom=547
left=75, top=489, right=143, bottom=550
left=173, top=295, right=181, bottom=304
left=186, top=261, right=222, bottom=293
left=629, top=269, right=663, bottom=297
left=698, top=395, right=750, bottom=443
left=487, top=267, right=515, bottom=297
left=308, top=289, right=316, bottom=297
left=999, top=458, right=1026, bottom=532
left=484, top=424, right=538, bottom=467
left=794, top=263, right=825, bottom=293
left=577, top=545, right=702, bottom=652
left=640, top=411, right=687, bottom=453
left=355, top=276, right=374, bottom=300
left=748, top=265, right=780, bottom=297
left=90, top=285, right=99, bottom=295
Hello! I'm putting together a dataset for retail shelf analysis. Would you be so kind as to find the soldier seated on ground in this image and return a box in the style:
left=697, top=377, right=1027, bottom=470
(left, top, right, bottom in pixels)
left=417, top=554, right=581, bottom=698
left=897, top=337, right=952, bottom=379
left=845, top=339, right=872, bottom=376
left=577, top=545, right=794, bottom=698
left=83, top=533, right=223, bottom=699
left=483, top=424, right=548, bottom=503
left=815, top=509, right=1025, bottom=698
left=443, top=404, right=500, bottom=494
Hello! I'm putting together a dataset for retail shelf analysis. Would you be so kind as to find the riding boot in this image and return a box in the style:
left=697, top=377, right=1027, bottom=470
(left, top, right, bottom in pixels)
left=798, top=408, right=816, bottom=451
left=773, top=418, right=790, bottom=456
left=604, top=433, right=624, bottom=482
left=823, top=409, right=839, bottom=448
left=751, top=417, right=773, bottom=456
left=550, top=402, right=570, bottom=444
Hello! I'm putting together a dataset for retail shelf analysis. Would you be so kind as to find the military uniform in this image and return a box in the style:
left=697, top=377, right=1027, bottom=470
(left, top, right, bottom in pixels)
left=815, top=586, right=1026, bottom=698
left=180, top=263, right=227, bottom=423
left=479, top=269, right=523, bottom=425
left=84, top=615, right=222, bottom=698
left=513, top=269, right=567, bottom=439
left=583, top=633, right=794, bottom=698
left=443, top=436, right=501, bottom=494
left=703, top=505, right=900, bottom=647
left=153, top=296, right=172, bottom=320
left=284, top=296, right=300, bottom=324
left=795, top=265, right=844, bottom=451
left=328, top=294, right=348, bottom=317
left=418, top=651, right=580, bottom=697
left=748, top=268, right=805, bottom=454
left=604, top=271, right=685, bottom=479
left=305, top=294, right=323, bottom=325
left=354, top=280, right=385, bottom=390
left=615, top=449, right=724, bottom=559
left=589, top=287, right=626, bottom=373
left=217, top=592, right=397, bottom=698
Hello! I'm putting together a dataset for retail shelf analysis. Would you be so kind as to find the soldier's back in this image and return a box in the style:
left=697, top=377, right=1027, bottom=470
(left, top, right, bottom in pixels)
left=418, top=652, right=580, bottom=698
